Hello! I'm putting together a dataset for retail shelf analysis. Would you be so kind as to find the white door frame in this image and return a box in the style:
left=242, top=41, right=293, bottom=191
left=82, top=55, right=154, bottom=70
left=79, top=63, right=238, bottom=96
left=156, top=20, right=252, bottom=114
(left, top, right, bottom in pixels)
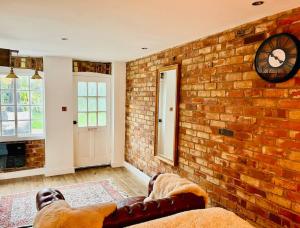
left=73, top=72, right=112, bottom=167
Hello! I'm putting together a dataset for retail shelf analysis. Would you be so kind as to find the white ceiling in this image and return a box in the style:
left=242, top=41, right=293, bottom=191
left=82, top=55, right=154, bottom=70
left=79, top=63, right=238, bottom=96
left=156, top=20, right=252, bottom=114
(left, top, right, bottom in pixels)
left=0, top=0, right=299, bottom=62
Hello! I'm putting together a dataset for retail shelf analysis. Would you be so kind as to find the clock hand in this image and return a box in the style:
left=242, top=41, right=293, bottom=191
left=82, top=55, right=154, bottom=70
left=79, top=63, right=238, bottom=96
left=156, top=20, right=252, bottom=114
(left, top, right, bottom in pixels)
left=270, top=52, right=284, bottom=64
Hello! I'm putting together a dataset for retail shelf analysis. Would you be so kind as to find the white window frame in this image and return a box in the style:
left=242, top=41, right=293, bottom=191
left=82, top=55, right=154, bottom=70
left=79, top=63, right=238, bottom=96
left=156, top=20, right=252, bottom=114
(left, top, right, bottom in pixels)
left=0, top=67, right=45, bottom=142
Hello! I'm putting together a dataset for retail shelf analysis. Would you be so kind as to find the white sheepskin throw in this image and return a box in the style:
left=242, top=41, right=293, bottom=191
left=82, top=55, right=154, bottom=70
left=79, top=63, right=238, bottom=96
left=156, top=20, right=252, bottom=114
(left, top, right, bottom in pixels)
left=144, top=173, right=208, bottom=206
left=33, top=200, right=116, bottom=228
left=128, top=207, right=254, bottom=228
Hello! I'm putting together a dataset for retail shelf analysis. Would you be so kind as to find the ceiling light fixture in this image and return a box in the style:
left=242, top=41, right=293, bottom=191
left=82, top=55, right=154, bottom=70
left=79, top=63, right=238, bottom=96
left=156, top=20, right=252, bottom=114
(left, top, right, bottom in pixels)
left=32, top=69, right=42, bottom=80
left=6, top=50, right=18, bottom=79
left=252, top=1, right=264, bottom=6
left=6, top=67, right=18, bottom=79
left=32, top=58, right=42, bottom=79
left=141, top=47, right=148, bottom=50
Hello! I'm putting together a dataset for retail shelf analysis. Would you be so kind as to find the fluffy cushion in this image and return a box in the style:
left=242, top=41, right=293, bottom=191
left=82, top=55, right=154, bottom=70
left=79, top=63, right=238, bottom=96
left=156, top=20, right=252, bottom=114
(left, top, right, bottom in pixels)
left=144, top=173, right=208, bottom=206
left=128, top=207, right=254, bottom=228
left=33, top=200, right=116, bottom=228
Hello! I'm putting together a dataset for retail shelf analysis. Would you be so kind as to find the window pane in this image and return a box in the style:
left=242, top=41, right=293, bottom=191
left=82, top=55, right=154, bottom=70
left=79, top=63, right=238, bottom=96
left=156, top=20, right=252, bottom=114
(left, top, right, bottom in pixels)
left=17, top=121, right=30, bottom=136
left=17, top=91, right=29, bottom=105
left=98, top=98, right=106, bottom=111
left=88, top=112, right=97, bottom=126
left=30, top=79, right=43, bottom=91
left=31, top=91, right=43, bottom=105
left=31, top=106, right=43, bottom=120
left=17, top=106, right=30, bottom=120
left=88, top=97, right=97, bottom=111
left=88, top=82, right=97, bottom=96
left=32, top=120, right=43, bottom=135
left=1, top=78, right=14, bottom=90
left=78, top=97, right=87, bottom=112
left=98, top=83, right=106, bottom=96
left=2, top=121, right=15, bottom=136
left=1, top=90, right=14, bottom=105
left=98, top=112, right=106, bottom=126
left=17, top=76, right=29, bottom=90
left=78, top=113, right=87, bottom=127
left=1, top=106, right=15, bottom=121
left=78, top=82, right=87, bottom=96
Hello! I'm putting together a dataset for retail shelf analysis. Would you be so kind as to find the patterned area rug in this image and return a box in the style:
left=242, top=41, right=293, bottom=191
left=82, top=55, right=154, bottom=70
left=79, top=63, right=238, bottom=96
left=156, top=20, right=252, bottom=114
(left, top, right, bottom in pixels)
left=0, top=180, right=127, bottom=228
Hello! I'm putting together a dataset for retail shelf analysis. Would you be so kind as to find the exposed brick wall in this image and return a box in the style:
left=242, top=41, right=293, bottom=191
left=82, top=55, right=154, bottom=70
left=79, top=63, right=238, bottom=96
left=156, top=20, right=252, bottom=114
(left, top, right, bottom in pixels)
left=25, top=140, right=45, bottom=169
left=11, top=56, right=43, bottom=71
left=73, top=60, right=111, bottom=74
left=125, top=7, right=300, bottom=228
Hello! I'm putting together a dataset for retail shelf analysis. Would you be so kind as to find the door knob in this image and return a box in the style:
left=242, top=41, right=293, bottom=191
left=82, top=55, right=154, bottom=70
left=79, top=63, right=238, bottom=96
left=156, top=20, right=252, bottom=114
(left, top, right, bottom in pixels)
left=73, top=120, right=77, bottom=125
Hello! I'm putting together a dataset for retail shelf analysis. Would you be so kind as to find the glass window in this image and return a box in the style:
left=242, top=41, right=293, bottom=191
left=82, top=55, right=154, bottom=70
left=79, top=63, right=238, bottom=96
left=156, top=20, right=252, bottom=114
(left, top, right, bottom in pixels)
left=0, top=74, right=44, bottom=138
left=77, top=81, right=107, bottom=128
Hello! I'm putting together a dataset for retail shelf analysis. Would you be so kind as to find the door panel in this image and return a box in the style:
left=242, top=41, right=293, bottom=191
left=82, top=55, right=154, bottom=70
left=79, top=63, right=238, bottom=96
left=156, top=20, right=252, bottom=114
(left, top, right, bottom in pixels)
left=76, top=130, right=91, bottom=166
left=94, top=128, right=109, bottom=166
left=74, top=76, right=110, bottom=168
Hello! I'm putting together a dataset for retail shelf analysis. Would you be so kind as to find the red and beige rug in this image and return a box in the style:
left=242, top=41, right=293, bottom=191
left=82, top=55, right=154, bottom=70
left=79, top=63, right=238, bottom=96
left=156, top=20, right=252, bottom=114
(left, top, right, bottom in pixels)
left=0, top=180, right=128, bottom=228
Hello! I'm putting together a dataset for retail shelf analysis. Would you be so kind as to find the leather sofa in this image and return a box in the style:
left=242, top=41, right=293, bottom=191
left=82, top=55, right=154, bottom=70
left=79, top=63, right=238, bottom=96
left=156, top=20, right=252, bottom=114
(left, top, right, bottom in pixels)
left=35, top=174, right=206, bottom=227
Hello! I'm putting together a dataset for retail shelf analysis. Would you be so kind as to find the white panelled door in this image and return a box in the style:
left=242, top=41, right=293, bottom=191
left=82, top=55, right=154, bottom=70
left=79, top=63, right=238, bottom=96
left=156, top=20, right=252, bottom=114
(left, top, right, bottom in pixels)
left=74, top=75, right=111, bottom=168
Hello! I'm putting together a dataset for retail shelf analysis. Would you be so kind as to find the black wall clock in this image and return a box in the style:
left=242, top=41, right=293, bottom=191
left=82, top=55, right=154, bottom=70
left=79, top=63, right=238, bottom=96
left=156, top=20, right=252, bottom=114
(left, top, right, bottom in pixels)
left=254, top=33, right=300, bottom=83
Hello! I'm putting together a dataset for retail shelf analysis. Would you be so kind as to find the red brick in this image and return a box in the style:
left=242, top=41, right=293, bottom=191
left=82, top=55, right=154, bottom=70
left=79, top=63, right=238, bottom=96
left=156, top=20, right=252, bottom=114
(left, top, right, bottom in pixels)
left=244, top=107, right=263, bottom=116
left=288, top=150, right=300, bottom=161
left=278, top=13, right=300, bottom=26
left=226, top=90, right=244, bottom=97
left=234, top=81, right=252, bottom=89
left=276, top=139, right=300, bottom=151
left=263, top=89, right=288, bottom=97
left=289, top=110, right=300, bottom=120
left=289, top=89, right=300, bottom=98
left=289, top=22, right=300, bottom=37
left=253, top=99, right=276, bottom=107
left=286, top=191, right=300, bottom=203
left=269, top=213, right=282, bottom=225
left=263, top=128, right=289, bottom=138
left=279, top=208, right=300, bottom=223
left=278, top=159, right=300, bottom=172
left=264, top=109, right=287, bottom=118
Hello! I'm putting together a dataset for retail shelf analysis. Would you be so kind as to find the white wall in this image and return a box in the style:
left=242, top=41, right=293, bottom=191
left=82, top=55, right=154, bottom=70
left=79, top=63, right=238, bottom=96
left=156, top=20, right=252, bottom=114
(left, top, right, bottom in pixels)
left=111, top=62, right=126, bottom=167
left=43, top=56, right=74, bottom=176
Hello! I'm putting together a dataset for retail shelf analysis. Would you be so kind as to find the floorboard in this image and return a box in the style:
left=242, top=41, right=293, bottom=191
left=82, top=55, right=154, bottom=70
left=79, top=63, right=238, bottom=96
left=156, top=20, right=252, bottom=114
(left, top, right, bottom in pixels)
left=0, top=166, right=148, bottom=197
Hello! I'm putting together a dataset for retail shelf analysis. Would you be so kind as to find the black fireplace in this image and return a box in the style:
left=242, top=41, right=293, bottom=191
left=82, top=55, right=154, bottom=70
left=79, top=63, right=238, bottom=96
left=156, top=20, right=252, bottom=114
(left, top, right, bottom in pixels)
left=0, top=142, right=26, bottom=169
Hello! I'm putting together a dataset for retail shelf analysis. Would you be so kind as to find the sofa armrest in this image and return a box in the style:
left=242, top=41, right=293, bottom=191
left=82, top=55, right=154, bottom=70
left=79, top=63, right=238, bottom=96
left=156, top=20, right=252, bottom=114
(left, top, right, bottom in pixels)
left=36, top=188, right=65, bottom=211
left=103, top=193, right=205, bottom=228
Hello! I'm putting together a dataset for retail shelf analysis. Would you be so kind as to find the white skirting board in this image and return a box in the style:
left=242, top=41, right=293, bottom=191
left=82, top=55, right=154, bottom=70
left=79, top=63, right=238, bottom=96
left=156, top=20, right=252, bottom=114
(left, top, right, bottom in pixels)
left=123, top=161, right=151, bottom=186
left=0, top=168, right=45, bottom=180
left=44, top=167, right=75, bottom=177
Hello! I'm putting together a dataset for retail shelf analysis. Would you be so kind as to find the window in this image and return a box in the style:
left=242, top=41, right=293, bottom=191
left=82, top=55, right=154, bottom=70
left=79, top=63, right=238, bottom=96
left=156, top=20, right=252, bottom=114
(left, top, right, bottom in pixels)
left=0, top=73, right=44, bottom=138
left=77, top=81, right=107, bottom=127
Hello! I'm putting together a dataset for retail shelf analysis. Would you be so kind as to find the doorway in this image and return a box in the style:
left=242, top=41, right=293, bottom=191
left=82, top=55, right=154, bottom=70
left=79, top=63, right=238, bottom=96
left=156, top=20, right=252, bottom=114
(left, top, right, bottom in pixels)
left=74, top=74, right=111, bottom=168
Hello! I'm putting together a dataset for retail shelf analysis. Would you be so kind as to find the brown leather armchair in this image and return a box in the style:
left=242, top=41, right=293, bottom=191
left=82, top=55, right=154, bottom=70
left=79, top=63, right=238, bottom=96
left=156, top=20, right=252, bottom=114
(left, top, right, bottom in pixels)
left=35, top=174, right=206, bottom=227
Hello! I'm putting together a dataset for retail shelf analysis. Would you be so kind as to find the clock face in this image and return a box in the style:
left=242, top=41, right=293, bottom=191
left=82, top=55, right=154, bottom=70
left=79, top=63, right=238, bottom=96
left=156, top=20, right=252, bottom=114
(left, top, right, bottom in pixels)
left=255, top=33, right=300, bottom=83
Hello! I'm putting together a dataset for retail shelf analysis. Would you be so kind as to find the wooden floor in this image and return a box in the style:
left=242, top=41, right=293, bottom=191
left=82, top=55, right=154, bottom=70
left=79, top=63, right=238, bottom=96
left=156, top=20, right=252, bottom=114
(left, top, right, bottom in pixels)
left=0, top=166, right=148, bottom=197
